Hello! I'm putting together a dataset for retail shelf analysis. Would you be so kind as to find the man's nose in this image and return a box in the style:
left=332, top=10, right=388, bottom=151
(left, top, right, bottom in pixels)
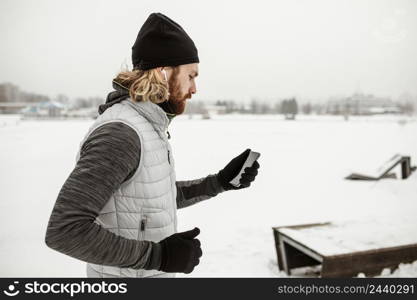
left=191, top=83, right=197, bottom=95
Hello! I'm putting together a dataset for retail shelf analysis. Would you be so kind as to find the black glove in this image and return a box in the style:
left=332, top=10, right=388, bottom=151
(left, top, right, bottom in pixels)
left=217, top=148, right=260, bottom=191
left=158, top=227, right=202, bottom=274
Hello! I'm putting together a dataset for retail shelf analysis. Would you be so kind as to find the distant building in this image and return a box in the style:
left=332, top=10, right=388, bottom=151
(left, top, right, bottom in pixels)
left=0, top=82, right=52, bottom=114
left=326, top=93, right=401, bottom=115
left=0, top=102, right=33, bottom=114
left=21, top=101, right=65, bottom=118
left=0, top=83, right=20, bottom=102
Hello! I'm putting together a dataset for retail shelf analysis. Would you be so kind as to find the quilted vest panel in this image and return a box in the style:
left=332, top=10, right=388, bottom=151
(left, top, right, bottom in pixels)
left=75, top=99, right=178, bottom=278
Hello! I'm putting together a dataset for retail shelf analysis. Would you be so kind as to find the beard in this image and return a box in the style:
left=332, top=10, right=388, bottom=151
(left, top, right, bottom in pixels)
left=157, top=75, right=191, bottom=115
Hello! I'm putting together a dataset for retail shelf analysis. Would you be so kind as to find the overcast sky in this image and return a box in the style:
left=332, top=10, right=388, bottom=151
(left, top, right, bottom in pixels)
left=0, top=0, right=416, bottom=102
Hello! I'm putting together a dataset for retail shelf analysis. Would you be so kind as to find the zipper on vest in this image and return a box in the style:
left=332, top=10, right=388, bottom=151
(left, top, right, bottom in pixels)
left=167, top=150, right=171, bottom=164
left=140, top=216, right=147, bottom=231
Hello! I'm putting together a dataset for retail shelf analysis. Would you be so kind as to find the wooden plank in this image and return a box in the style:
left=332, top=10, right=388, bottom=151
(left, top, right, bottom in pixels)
left=321, top=243, right=417, bottom=278
left=272, top=228, right=284, bottom=271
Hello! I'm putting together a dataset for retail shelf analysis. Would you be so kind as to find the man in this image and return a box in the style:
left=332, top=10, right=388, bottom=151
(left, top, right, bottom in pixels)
left=45, top=12, right=260, bottom=278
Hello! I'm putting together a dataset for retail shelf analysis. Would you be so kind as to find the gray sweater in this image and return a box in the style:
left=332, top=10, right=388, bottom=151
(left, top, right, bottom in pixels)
left=45, top=122, right=224, bottom=272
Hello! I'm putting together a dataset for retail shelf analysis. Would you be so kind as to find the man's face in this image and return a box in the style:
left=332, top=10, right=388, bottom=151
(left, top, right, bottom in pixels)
left=163, top=63, right=198, bottom=115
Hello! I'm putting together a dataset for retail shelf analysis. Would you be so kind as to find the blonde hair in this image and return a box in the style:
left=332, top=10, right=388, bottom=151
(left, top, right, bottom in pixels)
left=113, top=68, right=170, bottom=103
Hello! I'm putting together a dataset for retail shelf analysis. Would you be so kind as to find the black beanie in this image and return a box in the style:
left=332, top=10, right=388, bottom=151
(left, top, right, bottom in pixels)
left=131, top=13, right=199, bottom=70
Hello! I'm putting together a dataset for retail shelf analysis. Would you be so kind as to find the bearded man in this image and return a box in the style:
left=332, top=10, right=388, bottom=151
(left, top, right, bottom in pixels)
left=45, top=12, right=260, bottom=278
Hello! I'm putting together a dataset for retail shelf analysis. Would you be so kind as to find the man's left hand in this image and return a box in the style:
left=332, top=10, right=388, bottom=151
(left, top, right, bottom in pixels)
left=217, top=149, right=260, bottom=191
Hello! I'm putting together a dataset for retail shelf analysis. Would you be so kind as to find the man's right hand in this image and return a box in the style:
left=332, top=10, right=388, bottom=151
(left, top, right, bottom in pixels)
left=158, top=227, right=202, bottom=274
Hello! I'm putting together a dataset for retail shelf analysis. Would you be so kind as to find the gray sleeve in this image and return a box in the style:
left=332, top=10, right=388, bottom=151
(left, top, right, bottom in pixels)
left=45, top=122, right=161, bottom=271
left=176, top=174, right=225, bottom=209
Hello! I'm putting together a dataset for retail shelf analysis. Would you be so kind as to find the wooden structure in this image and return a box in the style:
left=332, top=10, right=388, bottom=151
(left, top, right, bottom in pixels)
left=345, top=154, right=415, bottom=180
left=272, top=220, right=417, bottom=277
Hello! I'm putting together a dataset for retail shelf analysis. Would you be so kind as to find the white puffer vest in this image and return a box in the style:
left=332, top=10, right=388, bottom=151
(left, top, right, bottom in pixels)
left=75, top=99, right=178, bottom=278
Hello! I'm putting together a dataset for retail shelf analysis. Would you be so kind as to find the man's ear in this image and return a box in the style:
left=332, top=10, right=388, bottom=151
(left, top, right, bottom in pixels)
left=156, top=67, right=166, bottom=80
left=159, top=67, right=168, bottom=82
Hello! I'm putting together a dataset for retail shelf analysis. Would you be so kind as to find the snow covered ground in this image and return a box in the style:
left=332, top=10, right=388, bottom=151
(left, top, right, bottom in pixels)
left=0, top=114, right=416, bottom=277
left=0, top=114, right=21, bottom=128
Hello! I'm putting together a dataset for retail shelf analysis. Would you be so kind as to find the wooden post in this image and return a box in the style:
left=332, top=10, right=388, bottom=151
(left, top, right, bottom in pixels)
left=401, top=156, right=411, bottom=179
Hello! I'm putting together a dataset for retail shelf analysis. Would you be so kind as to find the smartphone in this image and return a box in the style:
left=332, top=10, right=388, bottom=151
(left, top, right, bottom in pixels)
left=230, top=151, right=261, bottom=187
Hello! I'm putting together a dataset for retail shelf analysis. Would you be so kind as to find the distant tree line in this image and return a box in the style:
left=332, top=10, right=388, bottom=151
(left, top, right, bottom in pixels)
left=214, top=98, right=303, bottom=115
left=212, top=98, right=305, bottom=119
left=1, top=82, right=415, bottom=116
left=210, top=97, right=415, bottom=117
left=0, top=82, right=50, bottom=103
left=0, top=82, right=104, bottom=110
